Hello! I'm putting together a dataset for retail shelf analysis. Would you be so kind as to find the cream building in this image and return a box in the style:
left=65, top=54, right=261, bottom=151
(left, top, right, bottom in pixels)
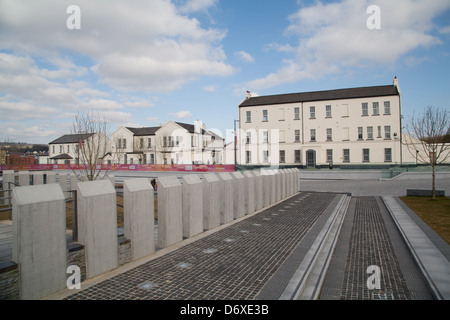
left=111, top=120, right=224, bottom=165
left=238, top=77, right=406, bottom=167
left=49, top=133, right=111, bottom=165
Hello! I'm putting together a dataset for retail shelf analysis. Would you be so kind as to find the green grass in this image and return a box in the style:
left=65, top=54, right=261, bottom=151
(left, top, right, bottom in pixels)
left=400, top=196, right=450, bottom=244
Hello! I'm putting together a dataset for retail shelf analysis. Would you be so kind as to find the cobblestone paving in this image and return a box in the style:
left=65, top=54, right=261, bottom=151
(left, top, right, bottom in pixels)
left=339, top=197, right=411, bottom=300
left=65, top=192, right=335, bottom=300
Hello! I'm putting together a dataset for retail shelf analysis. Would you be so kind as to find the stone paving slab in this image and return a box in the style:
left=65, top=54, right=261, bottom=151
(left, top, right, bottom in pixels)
left=62, top=192, right=337, bottom=300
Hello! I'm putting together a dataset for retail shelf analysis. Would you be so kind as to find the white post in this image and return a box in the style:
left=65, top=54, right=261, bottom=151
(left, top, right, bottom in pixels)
left=77, top=180, right=118, bottom=279
left=182, top=174, right=203, bottom=238
left=231, top=171, right=246, bottom=219
left=243, top=171, right=255, bottom=214
left=123, top=178, right=155, bottom=261
left=157, top=176, right=183, bottom=248
left=252, top=170, right=263, bottom=211
left=12, top=184, right=67, bottom=299
left=217, top=173, right=234, bottom=224
left=202, top=173, right=221, bottom=231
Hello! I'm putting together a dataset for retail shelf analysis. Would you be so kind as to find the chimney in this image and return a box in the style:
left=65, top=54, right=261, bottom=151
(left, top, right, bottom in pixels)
left=393, top=76, right=401, bottom=95
left=245, top=90, right=251, bottom=99
left=194, top=120, right=202, bottom=133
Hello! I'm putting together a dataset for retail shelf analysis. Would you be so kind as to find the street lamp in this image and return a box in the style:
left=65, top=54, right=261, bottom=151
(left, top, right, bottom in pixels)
left=234, top=119, right=239, bottom=166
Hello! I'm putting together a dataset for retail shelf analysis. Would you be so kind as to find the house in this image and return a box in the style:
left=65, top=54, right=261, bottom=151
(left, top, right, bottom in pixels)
left=48, top=133, right=110, bottom=165
left=238, top=77, right=403, bottom=167
left=111, top=120, right=225, bottom=165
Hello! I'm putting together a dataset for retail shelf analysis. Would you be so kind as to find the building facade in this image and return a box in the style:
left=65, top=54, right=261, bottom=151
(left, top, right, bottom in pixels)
left=238, top=78, right=404, bottom=167
left=110, top=121, right=225, bottom=165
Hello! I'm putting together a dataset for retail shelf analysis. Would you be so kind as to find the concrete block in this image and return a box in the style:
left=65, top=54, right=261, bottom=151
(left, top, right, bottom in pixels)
left=58, top=173, right=69, bottom=193
left=45, top=171, right=56, bottom=184
left=70, top=174, right=78, bottom=191
left=286, top=169, right=294, bottom=196
left=243, top=171, right=255, bottom=214
left=18, top=171, right=30, bottom=186
left=217, top=172, right=234, bottom=224
left=2, top=170, right=15, bottom=205
left=202, top=173, right=221, bottom=230
left=123, top=178, right=155, bottom=261
left=252, top=171, right=263, bottom=211
left=274, top=170, right=282, bottom=202
left=77, top=180, right=118, bottom=279
left=268, top=170, right=276, bottom=205
left=12, top=184, right=67, bottom=299
left=33, top=172, right=44, bottom=185
left=231, top=171, right=246, bottom=219
left=157, top=176, right=183, bottom=248
left=260, top=170, right=271, bottom=208
left=182, top=175, right=203, bottom=238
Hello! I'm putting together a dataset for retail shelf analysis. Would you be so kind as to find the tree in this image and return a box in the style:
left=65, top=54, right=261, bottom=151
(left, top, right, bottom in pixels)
left=404, top=106, right=450, bottom=199
left=71, top=111, right=111, bottom=181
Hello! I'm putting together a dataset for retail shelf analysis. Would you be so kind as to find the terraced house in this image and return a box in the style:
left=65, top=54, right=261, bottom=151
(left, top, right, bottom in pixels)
left=238, top=77, right=406, bottom=168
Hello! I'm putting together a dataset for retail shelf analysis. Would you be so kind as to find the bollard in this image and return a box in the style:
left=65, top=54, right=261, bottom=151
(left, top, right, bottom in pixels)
left=243, top=171, right=255, bottom=214
left=182, top=175, right=203, bottom=238
left=231, top=171, right=246, bottom=219
left=202, top=173, right=221, bottom=231
left=217, top=173, right=234, bottom=224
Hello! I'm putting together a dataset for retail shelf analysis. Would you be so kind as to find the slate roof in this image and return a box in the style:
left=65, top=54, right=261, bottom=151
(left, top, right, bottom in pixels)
left=126, top=127, right=160, bottom=136
left=239, top=85, right=400, bottom=107
left=49, top=133, right=95, bottom=144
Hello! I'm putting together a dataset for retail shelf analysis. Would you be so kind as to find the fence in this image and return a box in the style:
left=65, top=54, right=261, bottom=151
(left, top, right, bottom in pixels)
left=0, top=168, right=300, bottom=300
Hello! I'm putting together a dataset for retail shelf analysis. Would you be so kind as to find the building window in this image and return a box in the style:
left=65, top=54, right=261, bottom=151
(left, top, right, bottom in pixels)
left=384, top=101, right=391, bottom=114
left=123, top=138, right=127, bottom=149
left=310, top=106, right=316, bottom=119
left=279, top=130, right=285, bottom=143
left=367, top=127, right=373, bottom=140
left=280, top=150, right=285, bottom=163
left=163, top=137, right=167, bottom=147
left=279, top=108, right=285, bottom=121
left=294, top=107, right=300, bottom=120
left=52, top=145, right=55, bottom=154
left=246, top=111, right=251, bottom=123
left=384, top=126, right=391, bottom=139
left=67, top=145, right=70, bottom=153
left=150, top=154, right=155, bottom=164
left=246, top=132, right=251, bottom=144
left=384, top=148, right=392, bottom=162
left=60, top=145, right=62, bottom=153
left=373, top=102, right=379, bottom=115
left=326, top=149, right=333, bottom=163
left=363, top=149, right=370, bottom=162
left=295, top=150, right=301, bottom=163
left=343, top=127, right=349, bottom=141
left=310, top=129, right=316, bottom=142
left=362, top=103, right=369, bottom=116
left=168, top=136, right=174, bottom=147
left=263, top=130, right=268, bottom=144
left=148, top=138, right=151, bottom=148
left=140, top=138, right=144, bottom=149
left=295, top=130, right=300, bottom=142
left=343, top=149, right=350, bottom=163
left=263, top=110, right=268, bottom=122
left=342, top=104, right=349, bottom=117
left=377, top=126, right=382, bottom=138
left=263, top=150, right=269, bottom=163
left=326, top=105, right=332, bottom=118
left=358, top=127, right=363, bottom=140
left=246, top=151, right=251, bottom=164
left=326, top=128, right=332, bottom=141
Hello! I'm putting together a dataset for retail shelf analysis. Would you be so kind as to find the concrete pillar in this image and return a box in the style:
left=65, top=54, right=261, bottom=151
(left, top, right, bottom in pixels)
left=2, top=170, right=15, bottom=205
left=243, top=171, right=255, bottom=214
left=202, top=173, right=221, bottom=231
left=285, top=169, right=292, bottom=196
left=217, top=172, right=234, bottom=224
left=70, top=174, right=78, bottom=191
left=123, top=178, right=155, bottom=261
left=269, top=170, right=276, bottom=205
left=45, top=171, right=56, bottom=184
left=77, top=180, right=118, bottom=279
left=261, top=170, right=271, bottom=208
left=252, top=171, right=263, bottom=211
left=33, top=172, right=44, bottom=185
left=231, top=171, right=246, bottom=219
left=294, top=168, right=301, bottom=192
left=274, top=170, right=281, bottom=202
left=58, top=173, right=69, bottom=194
left=157, top=176, right=183, bottom=248
left=18, top=171, right=30, bottom=186
left=12, top=184, right=67, bottom=299
left=182, top=175, right=203, bottom=238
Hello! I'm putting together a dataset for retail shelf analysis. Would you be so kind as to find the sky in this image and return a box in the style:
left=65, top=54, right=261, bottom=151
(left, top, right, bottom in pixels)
left=0, top=0, right=449, bottom=144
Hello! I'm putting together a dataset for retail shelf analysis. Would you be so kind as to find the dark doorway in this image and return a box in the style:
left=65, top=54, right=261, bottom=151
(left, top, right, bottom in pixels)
left=306, top=150, right=316, bottom=168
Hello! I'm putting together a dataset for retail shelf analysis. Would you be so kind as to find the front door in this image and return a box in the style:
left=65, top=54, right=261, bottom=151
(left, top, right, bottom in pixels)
left=306, top=150, right=316, bottom=168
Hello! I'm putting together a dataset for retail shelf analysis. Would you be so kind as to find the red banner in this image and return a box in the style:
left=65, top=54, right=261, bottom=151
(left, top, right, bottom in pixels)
left=0, top=164, right=235, bottom=172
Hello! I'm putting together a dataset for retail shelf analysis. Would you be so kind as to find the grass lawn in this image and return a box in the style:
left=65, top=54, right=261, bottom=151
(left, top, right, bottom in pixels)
left=400, top=196, right=450, bottom=244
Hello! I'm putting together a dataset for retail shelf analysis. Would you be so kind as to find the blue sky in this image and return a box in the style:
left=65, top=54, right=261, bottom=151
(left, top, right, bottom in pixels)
left=0, top=0, right=449, bottom=144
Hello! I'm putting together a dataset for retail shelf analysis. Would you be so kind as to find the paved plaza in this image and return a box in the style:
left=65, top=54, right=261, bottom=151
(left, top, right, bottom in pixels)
left=43, top=174, right=450, bottom=301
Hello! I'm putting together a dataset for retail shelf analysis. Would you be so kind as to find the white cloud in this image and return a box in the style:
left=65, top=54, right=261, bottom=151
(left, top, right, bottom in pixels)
left=235, top=51, right=255, bottom=63
left=178, top=0, right=218, bottom=13
left=247, top=0, right=450, bottom=90
left=203, top=85, right=217, bottom=92
left=170, top=110, right=192, bottom=119
left=0, top=0, right=234, bottom=93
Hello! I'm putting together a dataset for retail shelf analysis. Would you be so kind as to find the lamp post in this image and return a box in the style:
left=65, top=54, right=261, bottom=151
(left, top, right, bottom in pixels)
left=234, top=119, right=239, bottom=166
